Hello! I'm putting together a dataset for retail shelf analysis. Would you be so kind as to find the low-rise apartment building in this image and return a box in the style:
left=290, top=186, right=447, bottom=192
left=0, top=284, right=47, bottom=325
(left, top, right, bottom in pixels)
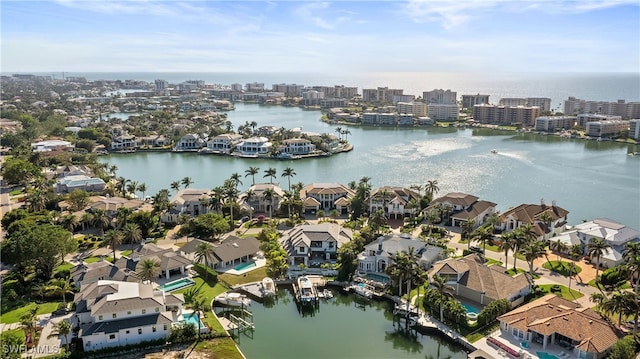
left=534, top=116, right=577, bottom=132
left=585, top=119, right=629, bottom=138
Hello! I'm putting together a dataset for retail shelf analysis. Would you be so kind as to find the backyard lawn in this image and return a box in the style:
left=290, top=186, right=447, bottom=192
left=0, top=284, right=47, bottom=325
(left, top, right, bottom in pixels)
left=195, top=337, right=245, bottom=359
left=542, top=260, right=582, bottom=276
left=174, top=277, right=229, bottom=333
left=1, top=302, right=61, bottom=324
left=84, top=256, right=114, bottom=263
left=54, top=262, right=74, bottom=273
left=219, top=267, right=268, bottom=287
left=587, top=278, right=631, bottom=291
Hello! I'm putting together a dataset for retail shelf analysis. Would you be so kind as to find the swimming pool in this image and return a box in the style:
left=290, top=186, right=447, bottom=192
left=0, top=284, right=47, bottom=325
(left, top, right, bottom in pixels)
left=182, top=313, right=206, bottom=331
left=537, top=352, right=560, bottom=359
left=462, top=303, right=479, bottom=314
left=159, top=278, right=195, bottom=292
left=365, top=273, right=390, bottom=283
left=234, top=260, right=257, bottom=271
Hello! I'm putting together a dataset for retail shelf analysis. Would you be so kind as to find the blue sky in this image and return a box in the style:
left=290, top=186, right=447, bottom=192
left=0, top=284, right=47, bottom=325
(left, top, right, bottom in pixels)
left=2, top=0, right=639, bottom=73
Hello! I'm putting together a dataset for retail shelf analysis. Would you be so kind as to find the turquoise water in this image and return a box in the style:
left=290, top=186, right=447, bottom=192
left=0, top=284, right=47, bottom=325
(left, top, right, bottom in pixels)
left=365, top=273, right=390, bottom=283
left=537, top=352, right=560, bottom=359
left=182, top=313, right=204, bottom=329
left=234, top=260, right=256, bottom=271
left=462, top=303, right=479, bottom=314
left=159, top=278, right=195, bottom=292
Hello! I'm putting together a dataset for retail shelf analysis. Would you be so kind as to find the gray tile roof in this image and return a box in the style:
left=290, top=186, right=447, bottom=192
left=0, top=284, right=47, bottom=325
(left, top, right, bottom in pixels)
left=82, top=313, right=173, bottom=335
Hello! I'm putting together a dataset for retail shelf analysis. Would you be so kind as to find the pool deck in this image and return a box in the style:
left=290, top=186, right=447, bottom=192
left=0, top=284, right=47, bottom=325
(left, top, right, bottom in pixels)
left=472, top=328, right=579, bottom=359
left=217, top=258, right=267, bottom=275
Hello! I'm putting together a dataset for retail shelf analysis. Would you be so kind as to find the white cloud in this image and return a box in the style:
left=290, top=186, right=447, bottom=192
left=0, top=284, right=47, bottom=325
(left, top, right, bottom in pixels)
left=401, top=0, right=497, bottom=29
left=293, top=2, right=335, bottom=30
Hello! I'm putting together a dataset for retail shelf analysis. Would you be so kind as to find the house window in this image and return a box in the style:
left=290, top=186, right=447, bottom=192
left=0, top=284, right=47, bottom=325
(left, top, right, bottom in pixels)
left=112, top=313, right=117, bottom=319
left=98, top=315, right=103, bottom=321
left=127, top=311, right=131, bottom=315
left=155, top=307, right=160, bottom=313
left=109, top=334, right=116, bottom=340
left=152, top=326, right=156, bottom=332
left=126, top=330, right=130, bottom=334
left=164, top=324, right=168, bottom=331
left=299, top=246, right=305, bottom=253
left=142, top=309, right=146, bottom=314
left=138, top=328, right=142, bottom=335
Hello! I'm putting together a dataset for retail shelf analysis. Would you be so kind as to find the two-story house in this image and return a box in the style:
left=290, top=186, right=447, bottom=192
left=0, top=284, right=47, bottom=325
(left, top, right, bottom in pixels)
left=368, top=186, right=421, bottom=219
left=75, top=280, right=185, bottom=351
left=357, top=234, right=444, bottom=275
left=280, top=138, right=316, bottom=155
left=161, top=189, right=212, bottom=223
left=204, top=133, right=243, bottom=154
left=499, top=199, right=569, bottom=240
left=235, top=136, right=272, bottom=156
left=279, top=223, right=354, bottom=266
left=110, top=134, right=137, bottom=151
left=300, top=183, right=354, bottom=214
left=240, top=183, right=285, bottom=216
left=425, top=192, right=497, bottom=228
left=175, top=134, right=206, bottom=151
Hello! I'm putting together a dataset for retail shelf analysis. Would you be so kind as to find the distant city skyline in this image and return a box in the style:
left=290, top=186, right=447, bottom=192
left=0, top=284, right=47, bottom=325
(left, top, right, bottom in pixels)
left=2, top=0, right=639, bottom=73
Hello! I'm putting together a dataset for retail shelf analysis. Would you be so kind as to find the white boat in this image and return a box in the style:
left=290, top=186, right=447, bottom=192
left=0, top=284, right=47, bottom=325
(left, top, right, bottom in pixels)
left=352, top=283, right=373, bottom=299
left=297, top=276, right=317, bottom=304
left=261, top=277, right=276, bottom=297
left=214, top=292, right=251, bottom=307
left=322, top=289, right=334, bottom=299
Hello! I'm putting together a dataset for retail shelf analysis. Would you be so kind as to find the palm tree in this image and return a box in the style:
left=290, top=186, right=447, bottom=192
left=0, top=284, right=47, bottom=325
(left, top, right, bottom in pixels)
left=48, top=319, right=72, bottom=351
left=600, top=291, right=633, bottom=328
left=471, top=225, right=494, bottom=253
left=622, top=242, right=640, bottom=292
left=123, top=223, right=142, bottom=245
left=460, top=219, right=476, bottom=249
left=587, top=238, right=612, bottom=284
left=263, top=167, right=277, bottom=184
left=170, top=181, right=181, bottom=193
left=245, top=166, right=259, bottom=185
left=136, top=258, right=161, bottom=283
left=498, top=232, right=516, bottom=269
left=92, top=208, right=110, bottom=235
left=115, top=206, right=132, bottom=229
left=194, top=242, right=216, bottom=279
left=429, top=274, right=455, bottom=322
left=538, top=211, right=554, bottom=239
left=187, top=296, right=208, bottom=338
left=181, top=176, right=194, bottom=188
left=104, top=229, right=123, bottom=261
left=137, top=182, right=147, bottom=200
left=520, top=239, right=546, bottom=276
left=46, top=277, right=74, bottom=308
left=409, top=184, right=423, bottom=196
left=80, top=212, right=93, bottom=231
left=126, top=180, right=138, bottom=199
left=335, top=126, right=343, bottom=141
left=550, top=239, right=569, bottom=262
left=223, top=180, right=239, bottom=228
left=59, top=214, right=78, bottom=234
left=229, top=172, right=243, bottom=189
left=342, top=129, right=351, bottom=142
left=20, top=305, right=39, bottom=341
left=116, top=177, right=129, bottom=197
left=243, top=189, right=255, bottom=220
left=281, top=167, right=296, bottom=191
left=425, top=179, right=439, bottom=200
left=109, top=165, right=118, bottom=177
left=262, top=188, right=275, bottom=218
left=209, top=186, right=224, bottom=214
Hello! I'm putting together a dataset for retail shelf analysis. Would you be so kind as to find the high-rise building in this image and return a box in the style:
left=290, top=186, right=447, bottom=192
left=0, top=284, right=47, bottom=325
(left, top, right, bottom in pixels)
left=564, top=97, right=640, bottom=119
left=423, top=89, right=457, bottom=105
left=428, top=104, right=459, bottom=121
left=246, top=82, right=265, bottom=92
left=461, top=94, right=490, bottom=109
left=154, top=79, right=168, bottom=90
left=473, top=104, right=541, bottom=126
left=397, top=102, right=427, bottom=117
left=629, top=119, right=640, bottom=140
left=231, top=83, right=243, bottom=92
left=362, top=87, right=404, bottom=104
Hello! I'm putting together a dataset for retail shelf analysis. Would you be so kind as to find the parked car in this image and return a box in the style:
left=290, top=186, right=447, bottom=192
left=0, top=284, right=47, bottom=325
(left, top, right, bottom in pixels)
left=469, top=246, right=484, bottom=254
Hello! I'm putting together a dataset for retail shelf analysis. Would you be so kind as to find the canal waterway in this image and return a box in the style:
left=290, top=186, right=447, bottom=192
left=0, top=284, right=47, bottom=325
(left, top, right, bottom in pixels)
left=232, top=288, right=467, bottom=359
left=104, top=102, right=640, bottom=228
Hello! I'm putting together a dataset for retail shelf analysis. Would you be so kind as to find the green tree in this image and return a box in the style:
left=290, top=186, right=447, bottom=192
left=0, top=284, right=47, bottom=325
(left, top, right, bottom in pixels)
left=171, top=181, right=181, bottom=192
left=550, top=238, right=569, bottom=262
left=245, top=166, right=259, bottom=185
left=48, top=319, right=72, bottom=351
left=498, top=232, right=516, bottom=269
left=622, top=241, right=640, bottom=292
left=104, top=229, right=123, bottom=261
left=137, top=182, right=147, bottom=200
left=46, top=277, right=74, bottom=307
left=460, top=219, right=476, bottom=249
left=520, top=239, right=546, bottom=276
left=122, top=222, right=142, bottom=245
left=471, top=225, right=493, bottom=253
left=136, top=258, right=161, bottom=283
left=427, top=274, right=455, bottom=322
left=587, top=238, right=612, bottom=284
left=191, top=213, right=230, bottom=240
left=608, top=335, right=636, bottom=359
left=262, top=187, right=275, bottom=219
left=187, top=296, right=208, bottom=339
left=194, top=242, right=216, bottom=279
left=0, top=330, right=25, bottom=359
left=281, top=167, right=296, bottom=191
left=1, top=157, right=40, bottom=185
left=181, top=176, right=194, bottom=188
left=424, top=179, right=439, bottom=202
left=91, top=208, right=110, bottom=235
left=263, top=167, right=277, bottom=183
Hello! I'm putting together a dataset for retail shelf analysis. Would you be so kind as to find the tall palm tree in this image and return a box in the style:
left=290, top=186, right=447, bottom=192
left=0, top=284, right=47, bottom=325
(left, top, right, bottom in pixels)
left=81, top=212, right=94, bottom=231
left=187, top=296, right=208, bottom=338
left=194, top=242, right=216, bottom=279
left=262, top=188, right=275, bottom=218
left=429, top=274, right=455, bottom=322
left=137, top=182, right=147, bottom=200
left=123, top=223, right=142, bottom=245
left=335, top=126, right=343, bottom=141
left=59, top=214, right=78, bottom=233
left=550, top=239, right=569, bottom=262
left=471, top=225, right=494, bottom=253
left=498, top=232, right=516, bottom=269
left=104, top=229, right=123, bottom=261
left=92, top=209, right=110, bottom=236
left=209, top=186, right=225, bottom=214
left=181, top=176, right=194, bottom=189
left=116, top=177, right=129, bottom=197
left=46, top=277, right=74, bottom=307
left=460, top=219, right=476, bottom=249
left=48, top=319, right=72, bottom=351
left=409, top=184, right=423, bottom=196
left=263, top=167, right=277, bottom=184
left=170, top=181, right=181, bottom=193
left=538, top=211, right=554, bottom=239
left=281, top=167, right=296, bottom=191
left=115, top=206, right=133, bottom=229
left=243, top=189, right=255, bottom=220
left=600, top=291, right=633, bottom=328
left=623, top=242, right=640, bottom=292
left=587, top=238, right=612, bottom=284
left=520, top=239, right=546, bottom=276
left=229, top=172, right=243, bottom=189
left=136, top=258, right=161, bottom=283
left=20, top=305, right=39, bottom=341
left=109, top=165, right=118, bottom=177
left=126, top=180, right=138, bottom=199
left=223, top=179, right=239, bottom=228
left=245, top=166, right=259, bottom=185
left=425, top=179, right=439, bottom=201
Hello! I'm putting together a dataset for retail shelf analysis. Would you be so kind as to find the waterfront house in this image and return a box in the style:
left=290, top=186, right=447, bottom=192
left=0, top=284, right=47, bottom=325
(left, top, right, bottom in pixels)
left=554, top=218, right=640, bottom=268
left=498, top=200, right=569, bottom=240
left=497, top=294, right=622, bottom=358
left=235, top=136, right=272, bottom=156
left=137, top=134, right=169, bottom=147
left=31, top=139, right=74, bottom=153
left=71, top=260, right=139, bottom=288
left=56, top=175, right=106, bottom=194
left=240, top=183, right=285, bottom=216
left=368, top=186, right=421, bottom=219
left=430, top=253, right=530, bottom=307
left=110, top=134, right=137, bottom=151
left=425, top=192, right=497, bottom=228
left=205, top=133, right=243, bottom=153
left=280, top=138, right=316, bottom=155
left=161, top=189, right=212, bottom=223
left=279, top=223, right=353, bottom=266
left=300, top=183, right=354, bottom=214
left=179, top=236, right=261, bottom=271
left=357, top=234, right=444, bottom=274
left=175, top=133, right=206, bottom=151
left=86, top=196, right=145, bottom=217
left=75, top=280, right=184, bottom=351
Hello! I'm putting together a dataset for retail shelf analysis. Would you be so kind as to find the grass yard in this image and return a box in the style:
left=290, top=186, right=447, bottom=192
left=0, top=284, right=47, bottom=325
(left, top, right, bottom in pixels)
left=466, top=321, right=501, bottom=343
left=54, top=262, right=74, bottom=273
left=505, top=268, right=527, bottom=276
left=219, top=267, right=268, bottom=287
left=587, top=278, right=631, bottom=291
left=537, top=284, right=583, bottom=301
left=120, top=249, right=133, bottom=257
left=484, top=244, right=525, bottom=260
left=84, top=256, right=114, bottom=263
left=542, top=260, right=582, bottom=276
left=1, top=302, right=61, bottom=324
left=485, top=258, right=503, bottom=267
left=174, top=277, right=229, bottom=333
left=195, top=336, right=245, bottom=359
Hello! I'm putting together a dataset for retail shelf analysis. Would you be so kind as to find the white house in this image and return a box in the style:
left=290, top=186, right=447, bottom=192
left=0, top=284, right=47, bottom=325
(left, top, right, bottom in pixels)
left=161, top=189, right=212, bottom=223
left=110, top=134, right=137, bottom=151
left=499, top=200, right=569, bottom=240
left=357, top=234, right=444, bottom=274
left=31, top=139, right=74, bottom=153
left=279, top=223, right=353, bottom=266
left=280, top=138, right=316, bottom=155
left=56, top=175, right=106, bottom=193
left=240, top=183, right=285, bottom=215
left=180, top=236, right=261, bottom=271
left=236, top=136, right=272, bottom=155
left=75, top=280, right=185, bottom=351
left=300, top=183, right=354, bottom=214
left=205, top=133, right=243, bottom=154
left=368, top=186, right=421, bottom=219
left=175, top=134, right=206, bottom=151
